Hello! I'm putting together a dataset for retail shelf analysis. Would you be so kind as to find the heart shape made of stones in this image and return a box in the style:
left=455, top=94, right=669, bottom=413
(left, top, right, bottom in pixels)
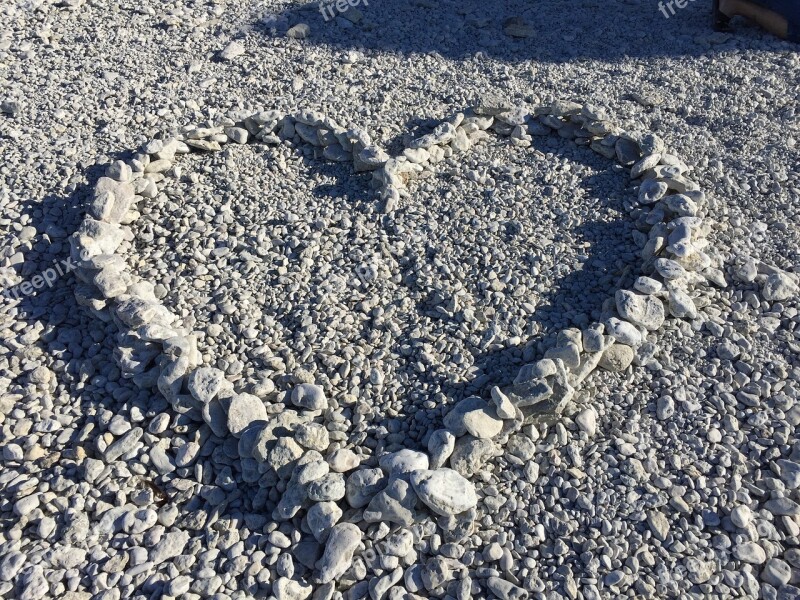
left=69, top=99, right=724, bottom=588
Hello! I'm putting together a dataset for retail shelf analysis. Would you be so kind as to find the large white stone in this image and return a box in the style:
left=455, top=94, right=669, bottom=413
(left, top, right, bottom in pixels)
left=410, top=468, right=478, bottom=516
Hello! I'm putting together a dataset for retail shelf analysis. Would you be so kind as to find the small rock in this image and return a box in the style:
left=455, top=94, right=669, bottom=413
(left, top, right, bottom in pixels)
left=599, top=344, right=634, bottom=372
left=449, top=435, right=497, bottom=477
left=219, top=40, right=245, bottom=61
left=0, top=99, right=21, bottom=116
left=421, top=557, right=451, bottom=591
left=379, top=449, right=430, bottom=477
left=444, top=397, right=503, bottom=439
left=733, top=541, right=766, bottom=564
left=295, top=423, right=330, bottom=452
left=227, top=393, right=268, bottom=437
left=762, top=271, right=798, bottom=301
left=503, top=17, right=534, bottom=38
left=307, top=473, right=346, bottom=502
left=410, top=468, right=478, bottom=516
left=732, top=255, right=758, bottom=282
left=575, top=407, right=597, bottom=437
left=316, top=523, right=362, bottom=584
left=506, top=434, right=536, bottom=460
left=103, top=427, right=143, bottom=462
left=274, top=577, right=312, bottom=600
left=291, top=383, right=328, bottom=411
left=716, top=340, right=741, bottom=361
left=606, top=317, right=643, bottom=346
left=776, top=459, right=800, bottom=489
left=616, top=290, right=665, bottom=331
left=363, top=477, right=419, bottom=526
left=730, top=505, right=752, bottom=528
left=427, top=429, right=456, bottom=469
left=187, top=367, right=226, bottom=404
left=486, top=576, right=528, bottom=600
left=761, top=558, right=792, bottom=587
left=647, top=510, right=670, bottom=541
left=306, top=501, right=342, bottom=543
left=327, top=448, right=361, bottom=472
left=490, top=386, right=516, bottom=419
left=287, top=23, right=311, bottom=39
left=345, top=468, right=387, bottom=508
left=764, top=496, right=800, bottom=516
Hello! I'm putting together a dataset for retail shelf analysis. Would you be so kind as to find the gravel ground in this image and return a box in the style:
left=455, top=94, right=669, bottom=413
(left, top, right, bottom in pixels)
left=1, top=0, right=799, bottom=599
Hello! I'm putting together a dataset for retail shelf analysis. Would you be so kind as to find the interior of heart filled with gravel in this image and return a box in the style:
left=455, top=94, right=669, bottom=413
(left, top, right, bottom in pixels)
left=125, top=119, right=642, bottom=427
left=71, top=101, right=722, bottom=593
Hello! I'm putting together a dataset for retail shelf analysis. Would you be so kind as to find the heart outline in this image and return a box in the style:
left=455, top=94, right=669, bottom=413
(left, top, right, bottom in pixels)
left=69, top=99, right=723, bottom=587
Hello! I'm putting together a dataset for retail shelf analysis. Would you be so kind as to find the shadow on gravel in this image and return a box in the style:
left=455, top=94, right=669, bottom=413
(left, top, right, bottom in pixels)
left=367, top=131, right=643, bottom=444
left=6, top=167, right=103, bottom=325
left=262, top=0, right=745, bottom=64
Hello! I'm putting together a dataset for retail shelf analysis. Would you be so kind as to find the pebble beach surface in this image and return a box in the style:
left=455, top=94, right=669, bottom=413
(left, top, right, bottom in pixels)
left=1, top=1, right=799, bottom=600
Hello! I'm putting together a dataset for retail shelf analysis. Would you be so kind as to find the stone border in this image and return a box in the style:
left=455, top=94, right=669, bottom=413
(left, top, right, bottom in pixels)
left=69, top=101, right=724, bottom=591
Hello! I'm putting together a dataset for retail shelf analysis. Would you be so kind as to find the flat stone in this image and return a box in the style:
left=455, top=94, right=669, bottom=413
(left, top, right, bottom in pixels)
left=647, top=510, right=670, bottom=541
left=103, top=427, right=143, bottom=462
left=631, top=153, right=661, bottom=179
left=287, top=23, right=311, bottom=39
left=427, top=429, right=456, bottom=469
left=225, top=126, right=248, bottom=144
left=575, top=407, right=597, bottom=437
left=486, top=576, right=528, bottom=600
left=379, top=449, right=429, bottom=478
left=291, top=383, right=328, bottom=411
left=227, top=393, right=268, bottom=437
left=662, top=193, right=698, bottom=217
left=544, top=342, right=581, bottom=371
left=345, top=468, right=387, bottom=508
left=733, top=541, right=766, bottom=564
left=762, top=272, right=798, bottom=301
left=187, top=367, right=226, bottom=404
left=599, top=345, right=634, bottom=372
left=219, top=40, right=245, bottom=61
left=363, top=477, right=419, bottom=526
left=606, top=317, right=643, bottom=346
left=487, top=386, right=515, bottom=421
left=761, top=558, right=792, bottom=587
left=616, top=290, right=665, bottom=331
left=449, top=435, right=497, bottom=478
left=764, top=496, right=800, bottom=516
left=355, top=145, right=389, bottom=172
left=443, top=396, right=486, bottom=436
left=506, top=379, right=553, bottom=408
left=410, top=468, right=478, bottom=516
left=654, top=258, right=687, bottom=280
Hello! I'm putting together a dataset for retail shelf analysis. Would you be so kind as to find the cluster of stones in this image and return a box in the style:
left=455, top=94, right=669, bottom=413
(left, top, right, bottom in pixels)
left=69, top=100, right=723, bottom=597
left=373, top=98, right=725, bottom=430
